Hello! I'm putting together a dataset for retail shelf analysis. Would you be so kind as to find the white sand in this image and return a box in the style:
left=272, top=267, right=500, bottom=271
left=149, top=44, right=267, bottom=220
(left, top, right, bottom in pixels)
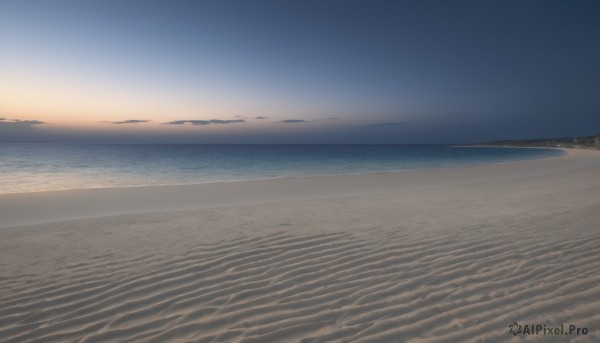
left=1, top=148, right=600, bottom=342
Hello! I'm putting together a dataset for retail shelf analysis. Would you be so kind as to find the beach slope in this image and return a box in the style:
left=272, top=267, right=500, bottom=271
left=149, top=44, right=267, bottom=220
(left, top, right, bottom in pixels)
left=1, top=149, right=599, bottom=342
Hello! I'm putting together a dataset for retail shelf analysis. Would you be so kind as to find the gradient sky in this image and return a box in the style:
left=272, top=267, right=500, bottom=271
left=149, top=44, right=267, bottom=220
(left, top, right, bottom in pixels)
left=1, top=0, right=599, bottom=143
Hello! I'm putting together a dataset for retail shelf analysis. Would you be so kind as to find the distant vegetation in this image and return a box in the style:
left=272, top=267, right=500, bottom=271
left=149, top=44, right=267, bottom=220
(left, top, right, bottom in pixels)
left=472, top=133, right=600, bottom=149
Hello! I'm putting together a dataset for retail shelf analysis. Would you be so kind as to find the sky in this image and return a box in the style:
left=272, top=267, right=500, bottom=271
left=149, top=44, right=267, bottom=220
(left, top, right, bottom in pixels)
left=1, top=0, right=599, bottom=143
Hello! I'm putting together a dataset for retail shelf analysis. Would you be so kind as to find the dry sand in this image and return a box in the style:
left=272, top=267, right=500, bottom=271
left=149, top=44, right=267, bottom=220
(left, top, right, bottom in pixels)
left=1, top=148, right=600, bottom=342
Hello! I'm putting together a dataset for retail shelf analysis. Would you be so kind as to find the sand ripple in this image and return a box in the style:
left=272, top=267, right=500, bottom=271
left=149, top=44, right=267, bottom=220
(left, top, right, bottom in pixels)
left=1, top=229, right=599, bottom=342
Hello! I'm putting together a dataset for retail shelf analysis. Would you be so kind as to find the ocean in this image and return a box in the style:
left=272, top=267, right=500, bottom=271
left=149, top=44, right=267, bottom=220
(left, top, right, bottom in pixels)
left=0, top=144, right=563, bottom=194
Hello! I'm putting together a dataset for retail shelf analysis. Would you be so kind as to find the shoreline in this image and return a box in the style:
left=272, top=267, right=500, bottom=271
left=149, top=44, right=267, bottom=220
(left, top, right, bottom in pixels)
left=1, top=148, right=598, bottom=229
left=0, top=145, right=565, bottom=197
left=0, top=145, right=563, bottom=196
left=451, top=145, right=568, bottom=150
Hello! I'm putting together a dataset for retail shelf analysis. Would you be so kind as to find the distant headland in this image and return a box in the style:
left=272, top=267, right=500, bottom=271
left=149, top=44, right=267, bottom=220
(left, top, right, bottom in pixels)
left=470, top=132, right=600, bottom=149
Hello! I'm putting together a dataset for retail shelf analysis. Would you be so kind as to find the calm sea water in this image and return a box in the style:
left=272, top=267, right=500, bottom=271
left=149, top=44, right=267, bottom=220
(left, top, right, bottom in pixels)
left=0, top=144, right=563, bottom=194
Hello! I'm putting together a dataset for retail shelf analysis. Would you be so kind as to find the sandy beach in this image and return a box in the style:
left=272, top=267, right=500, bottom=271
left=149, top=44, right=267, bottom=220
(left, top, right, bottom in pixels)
left=1, top=148, right=600, bottom=342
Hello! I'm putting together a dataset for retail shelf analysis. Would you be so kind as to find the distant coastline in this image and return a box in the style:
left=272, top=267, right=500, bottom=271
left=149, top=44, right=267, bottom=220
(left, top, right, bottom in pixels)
left=468, top=132, right=600, bottom=150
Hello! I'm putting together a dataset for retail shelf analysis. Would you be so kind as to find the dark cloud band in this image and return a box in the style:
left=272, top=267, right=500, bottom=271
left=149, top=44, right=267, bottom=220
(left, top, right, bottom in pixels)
left=163, top=119, right=246, bottom=125
left=0, top=118, right=46, bottom=127
left=351, top=122, right=411, bottom=128
left=101, top=120, right=151, bottom=124
left=276, top=119, right=308, bottom=124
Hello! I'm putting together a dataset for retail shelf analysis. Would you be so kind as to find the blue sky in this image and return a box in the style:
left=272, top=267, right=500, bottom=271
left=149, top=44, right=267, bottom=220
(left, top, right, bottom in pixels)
left=1, top=0, right=599, bottom=143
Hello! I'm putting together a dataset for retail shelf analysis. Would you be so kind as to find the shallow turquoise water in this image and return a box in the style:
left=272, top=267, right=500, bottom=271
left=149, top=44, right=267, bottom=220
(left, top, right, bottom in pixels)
left=0, top=144, right=563, bottom=194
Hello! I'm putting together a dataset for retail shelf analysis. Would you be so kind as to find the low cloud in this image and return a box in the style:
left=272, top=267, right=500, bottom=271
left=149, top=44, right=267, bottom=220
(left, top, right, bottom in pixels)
left=276, top=119, right=309, bottom=124
left=351, top=121, right=411, bottom=128
left=163, top=119, right=246, bottom=125
left=235, top=115, right=268, bottom=120
left=101, top=119, right=151, bottom=124
left=275, top=118, right=336, bottom=123
left=0, top=118, right=46, bottom=127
